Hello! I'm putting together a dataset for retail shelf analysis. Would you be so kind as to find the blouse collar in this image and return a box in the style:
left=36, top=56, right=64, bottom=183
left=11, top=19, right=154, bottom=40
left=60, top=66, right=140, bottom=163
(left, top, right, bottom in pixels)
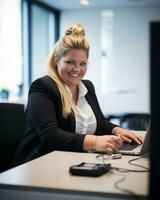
left=64, top=81, right=88, bottom=99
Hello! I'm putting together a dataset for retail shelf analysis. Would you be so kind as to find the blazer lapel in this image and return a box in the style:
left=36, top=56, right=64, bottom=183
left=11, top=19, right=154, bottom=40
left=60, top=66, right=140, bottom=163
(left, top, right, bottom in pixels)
left=85, top=93, right=100, bottom=133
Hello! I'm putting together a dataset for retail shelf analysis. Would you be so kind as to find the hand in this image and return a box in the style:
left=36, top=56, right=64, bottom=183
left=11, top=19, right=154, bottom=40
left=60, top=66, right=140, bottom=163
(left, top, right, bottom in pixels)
left=95, top=135, right=123, bottom=153
left=112, top=127, right=144, bottom=144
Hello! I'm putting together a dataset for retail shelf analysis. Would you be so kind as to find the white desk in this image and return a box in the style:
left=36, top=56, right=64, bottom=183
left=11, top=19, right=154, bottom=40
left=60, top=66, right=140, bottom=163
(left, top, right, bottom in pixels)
left=0, top=151, right=149, bottom=200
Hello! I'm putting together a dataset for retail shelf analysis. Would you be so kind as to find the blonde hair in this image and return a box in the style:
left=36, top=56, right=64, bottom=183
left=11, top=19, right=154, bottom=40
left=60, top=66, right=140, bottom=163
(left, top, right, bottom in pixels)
left=47, top=24, right=90, bottom=118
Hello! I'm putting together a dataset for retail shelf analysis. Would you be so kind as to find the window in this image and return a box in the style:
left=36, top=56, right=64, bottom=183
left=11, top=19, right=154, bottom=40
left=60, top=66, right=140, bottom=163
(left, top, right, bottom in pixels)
left=22, top=0, right=60, bottom=97
left=0, top=0, right=59, bottom=101
left=100, top=10, right=114, bottom=95
left=0, top=0, right=22, bottom=100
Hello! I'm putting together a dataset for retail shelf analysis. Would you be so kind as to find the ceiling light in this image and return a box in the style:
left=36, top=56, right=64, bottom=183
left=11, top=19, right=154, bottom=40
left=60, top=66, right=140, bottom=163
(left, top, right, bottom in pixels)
left=80, top=0, right=90, bottom=6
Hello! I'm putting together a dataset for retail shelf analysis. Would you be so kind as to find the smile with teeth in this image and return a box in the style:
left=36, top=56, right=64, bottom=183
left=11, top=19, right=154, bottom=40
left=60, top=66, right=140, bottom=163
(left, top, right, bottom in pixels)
left=69, top=73, right=79, bottom=77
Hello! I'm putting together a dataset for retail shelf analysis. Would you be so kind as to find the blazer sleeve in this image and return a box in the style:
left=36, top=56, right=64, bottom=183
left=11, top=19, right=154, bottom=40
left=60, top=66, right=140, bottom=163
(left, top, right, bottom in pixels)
left=27, top=76, right=85, bottom=153
left=83, top=80, right=118, bottom=135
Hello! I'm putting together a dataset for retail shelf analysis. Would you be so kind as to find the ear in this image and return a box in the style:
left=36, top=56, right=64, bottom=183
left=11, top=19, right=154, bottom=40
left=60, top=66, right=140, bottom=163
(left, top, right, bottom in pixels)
left=52, top=55, right=58, bottom=68
left=55, top=55, right=60, bottom=66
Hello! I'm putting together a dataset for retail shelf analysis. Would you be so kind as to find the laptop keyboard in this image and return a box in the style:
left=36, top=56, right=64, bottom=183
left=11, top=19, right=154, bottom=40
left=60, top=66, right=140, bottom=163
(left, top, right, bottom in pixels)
left=120, top=143, right=140, bottom=151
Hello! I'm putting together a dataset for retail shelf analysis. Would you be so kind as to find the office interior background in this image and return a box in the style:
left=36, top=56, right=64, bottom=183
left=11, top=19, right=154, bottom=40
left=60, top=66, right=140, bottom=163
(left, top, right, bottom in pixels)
left=0, top=0, right=160, bottom=117
left=1, top=0, right=160, bottom=117
left=1, top=0, right=160, bottom=199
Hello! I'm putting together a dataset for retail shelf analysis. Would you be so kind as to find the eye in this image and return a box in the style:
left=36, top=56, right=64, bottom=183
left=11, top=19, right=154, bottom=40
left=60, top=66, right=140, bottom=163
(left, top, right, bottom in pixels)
left=80, top=61, right=87, bottom=67
left=66, top=60, right=76, bottom=65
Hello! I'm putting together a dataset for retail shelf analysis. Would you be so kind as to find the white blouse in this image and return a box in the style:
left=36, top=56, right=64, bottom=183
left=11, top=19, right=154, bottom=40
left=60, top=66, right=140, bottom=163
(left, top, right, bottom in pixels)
left=65, top=81, right=97, bottom=135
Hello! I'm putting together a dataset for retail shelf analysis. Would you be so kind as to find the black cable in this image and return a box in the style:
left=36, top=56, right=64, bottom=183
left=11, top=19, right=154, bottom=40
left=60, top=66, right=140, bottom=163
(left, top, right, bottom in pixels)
left=113, top=173, right=141, bottom=200
left=95, top=153, right=149, bottom=200
left=128, top=156, right=149, bottom=170
left=96, top=153, right=150, bottom=172
left=112, top=166, right=149, bottom=173
left=113, top=156, right=149, bottom=173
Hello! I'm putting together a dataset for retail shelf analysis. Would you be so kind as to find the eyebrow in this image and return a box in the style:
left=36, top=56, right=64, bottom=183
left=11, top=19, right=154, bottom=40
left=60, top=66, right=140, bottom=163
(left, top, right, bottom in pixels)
left=65, top=59, right=88, bottom=62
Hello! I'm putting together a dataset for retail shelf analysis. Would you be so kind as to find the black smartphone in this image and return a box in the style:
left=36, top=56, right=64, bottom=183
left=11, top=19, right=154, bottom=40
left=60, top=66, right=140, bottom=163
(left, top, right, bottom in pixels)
left=69, top=162, right=111, bottom=177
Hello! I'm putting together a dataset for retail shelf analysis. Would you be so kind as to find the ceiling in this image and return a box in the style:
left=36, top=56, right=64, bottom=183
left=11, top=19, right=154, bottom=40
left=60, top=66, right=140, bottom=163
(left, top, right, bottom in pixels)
left=37, top=0, right=160, bottom=10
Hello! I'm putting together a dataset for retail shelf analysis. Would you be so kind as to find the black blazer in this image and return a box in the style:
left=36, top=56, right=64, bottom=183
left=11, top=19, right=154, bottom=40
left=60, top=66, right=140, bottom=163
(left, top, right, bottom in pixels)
left=12, top=76, right=117, bottom=166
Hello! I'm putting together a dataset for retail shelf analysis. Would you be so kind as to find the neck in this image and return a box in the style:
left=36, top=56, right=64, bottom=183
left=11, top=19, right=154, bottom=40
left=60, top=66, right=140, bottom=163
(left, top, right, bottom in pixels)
left=69, top=86, right=79, bottom=104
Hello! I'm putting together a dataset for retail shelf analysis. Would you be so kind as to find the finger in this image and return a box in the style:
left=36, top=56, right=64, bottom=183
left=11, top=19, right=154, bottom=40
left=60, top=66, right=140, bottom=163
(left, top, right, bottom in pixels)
left=106, top=148, right=113, bottom=153
left=128, top=132, right=143, bottom=144
left=114, top=134, right=132, bottom=144
left=131, top=135, right=141, bottom=144
left=123, top=131, right=139, bottom=143
left=112, top=139, right=122, bottom=148
left=122, top=135, right=132, bottom=143
left=136, top=135, right=144, bottom=143
left=123, top=134, right=141, bottom=144
left=112, top=136, right=123, bottom=146
left=106, top=143, right=119, bottom=151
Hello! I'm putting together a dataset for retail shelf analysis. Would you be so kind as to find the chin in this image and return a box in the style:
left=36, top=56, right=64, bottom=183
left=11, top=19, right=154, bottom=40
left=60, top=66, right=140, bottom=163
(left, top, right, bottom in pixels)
left=67, top=81, right=79, bottom=87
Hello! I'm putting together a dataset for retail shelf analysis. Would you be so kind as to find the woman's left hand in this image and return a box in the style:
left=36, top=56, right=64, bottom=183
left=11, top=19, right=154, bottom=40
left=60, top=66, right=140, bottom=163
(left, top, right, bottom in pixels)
left=112, top=127, right=144, bottom=144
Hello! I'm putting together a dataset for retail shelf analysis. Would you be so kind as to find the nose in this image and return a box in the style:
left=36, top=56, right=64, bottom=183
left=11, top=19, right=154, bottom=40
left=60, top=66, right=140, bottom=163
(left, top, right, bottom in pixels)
left=72, top=65, right=81, bottom=72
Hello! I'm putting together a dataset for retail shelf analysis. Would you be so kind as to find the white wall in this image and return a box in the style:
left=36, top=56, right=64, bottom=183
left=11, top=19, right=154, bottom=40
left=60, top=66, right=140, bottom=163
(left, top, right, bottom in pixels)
left=60, top=6, right=160, bottom=115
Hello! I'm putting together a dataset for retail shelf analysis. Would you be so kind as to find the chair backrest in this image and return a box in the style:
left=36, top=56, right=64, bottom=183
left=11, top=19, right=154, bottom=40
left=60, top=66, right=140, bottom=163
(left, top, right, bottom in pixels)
left=119, top=113, right=150, bottom=130
left=105, top=113, right=150, bottom=131
left=0, top=103, right=26, bottom=172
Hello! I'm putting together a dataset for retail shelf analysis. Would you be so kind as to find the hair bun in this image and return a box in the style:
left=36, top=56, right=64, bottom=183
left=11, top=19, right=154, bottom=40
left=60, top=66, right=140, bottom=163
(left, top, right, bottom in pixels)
left=65, top=24, right=86, bottom=37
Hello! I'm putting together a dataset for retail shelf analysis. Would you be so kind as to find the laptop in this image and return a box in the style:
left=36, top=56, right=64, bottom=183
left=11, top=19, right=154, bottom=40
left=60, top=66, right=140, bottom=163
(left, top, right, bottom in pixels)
left=117, top=124, right=150, bottom=156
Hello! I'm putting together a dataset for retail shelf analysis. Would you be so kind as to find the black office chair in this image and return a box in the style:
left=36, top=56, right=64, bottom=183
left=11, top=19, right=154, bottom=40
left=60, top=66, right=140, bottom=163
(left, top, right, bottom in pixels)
left=106, top=113, right=150, bottom=130
left=119, top=113, right=150, bottom=130
left=0, top=103, right=26, bottom=172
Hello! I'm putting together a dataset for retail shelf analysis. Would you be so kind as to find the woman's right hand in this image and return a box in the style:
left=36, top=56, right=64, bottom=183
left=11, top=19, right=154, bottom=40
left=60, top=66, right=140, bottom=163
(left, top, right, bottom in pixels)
left=95, top=135, right=122, bottom=153
left=84, top=135, right=122, bottom=153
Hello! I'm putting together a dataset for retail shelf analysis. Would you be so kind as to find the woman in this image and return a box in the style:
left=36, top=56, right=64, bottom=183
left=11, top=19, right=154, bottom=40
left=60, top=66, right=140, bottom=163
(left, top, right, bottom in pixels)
left=12, top=24, right=143, bottom=166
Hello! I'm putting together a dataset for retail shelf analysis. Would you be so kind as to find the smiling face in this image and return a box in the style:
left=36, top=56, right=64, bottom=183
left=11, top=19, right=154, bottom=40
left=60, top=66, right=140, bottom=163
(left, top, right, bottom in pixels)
left=57, top=49, right=88, bottom=90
